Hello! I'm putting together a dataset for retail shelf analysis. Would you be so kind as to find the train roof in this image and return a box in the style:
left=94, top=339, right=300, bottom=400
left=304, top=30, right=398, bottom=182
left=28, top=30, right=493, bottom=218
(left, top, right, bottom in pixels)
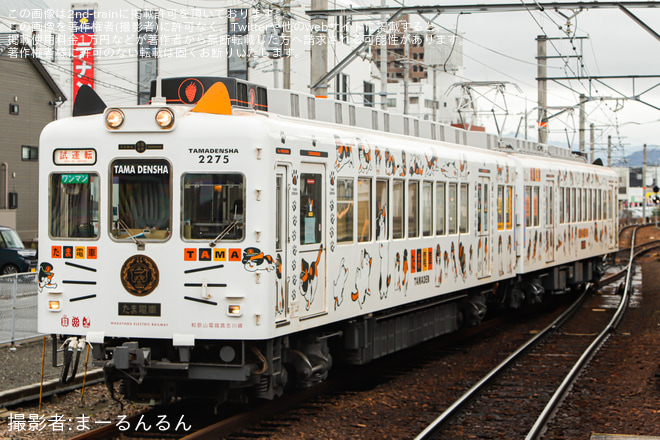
left=67, top=75, right=598, bottom=166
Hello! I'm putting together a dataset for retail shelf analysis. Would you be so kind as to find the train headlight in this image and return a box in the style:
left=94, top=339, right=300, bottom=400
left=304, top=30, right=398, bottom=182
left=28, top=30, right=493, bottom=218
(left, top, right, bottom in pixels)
left=48, top=300, right=61, bottom=312
left=228, top=305, right=241, bottom=316
left=155, top=109, right=174, bottom=129
left=105, top=109, right=125, bottom=129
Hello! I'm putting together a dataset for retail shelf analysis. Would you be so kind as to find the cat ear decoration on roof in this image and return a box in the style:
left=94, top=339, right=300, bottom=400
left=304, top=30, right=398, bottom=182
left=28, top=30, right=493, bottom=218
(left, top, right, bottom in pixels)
left=73, top=85, right=106, bottom=117
left=191, top=82, right=232, bottom=116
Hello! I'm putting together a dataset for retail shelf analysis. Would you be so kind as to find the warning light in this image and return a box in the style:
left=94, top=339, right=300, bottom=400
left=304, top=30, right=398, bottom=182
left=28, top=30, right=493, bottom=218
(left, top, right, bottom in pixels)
left=48, top=300, right=61, bottom=312
left=228, top=305, right=241, bottom=316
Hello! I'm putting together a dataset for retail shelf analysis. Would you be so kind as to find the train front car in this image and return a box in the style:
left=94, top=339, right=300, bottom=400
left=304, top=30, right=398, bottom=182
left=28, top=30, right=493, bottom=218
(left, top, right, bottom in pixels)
left=38, top=79, right=284, bottom=403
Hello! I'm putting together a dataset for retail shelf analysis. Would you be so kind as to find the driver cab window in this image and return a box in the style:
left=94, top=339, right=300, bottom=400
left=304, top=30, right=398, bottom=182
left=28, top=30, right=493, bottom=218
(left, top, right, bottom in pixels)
left=111, top=159, right=171, bottom=241
left=182, top=173, right=245, bottom=240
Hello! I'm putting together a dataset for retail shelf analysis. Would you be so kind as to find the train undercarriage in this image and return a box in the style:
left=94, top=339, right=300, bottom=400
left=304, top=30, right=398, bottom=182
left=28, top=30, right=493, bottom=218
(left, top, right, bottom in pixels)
left=55, top=256, right=606, bottom=405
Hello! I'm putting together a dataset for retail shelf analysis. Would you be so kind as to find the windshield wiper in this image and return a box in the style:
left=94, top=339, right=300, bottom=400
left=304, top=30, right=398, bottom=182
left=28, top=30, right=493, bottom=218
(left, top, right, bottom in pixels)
left=117, top=219, right=145, bottom=250
left=209, top=220, right=239, bottom=248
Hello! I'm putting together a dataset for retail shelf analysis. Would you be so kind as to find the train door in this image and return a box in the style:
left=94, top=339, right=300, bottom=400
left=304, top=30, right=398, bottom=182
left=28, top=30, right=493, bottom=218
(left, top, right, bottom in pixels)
left=275, top=166, right=288, bottom=324
left=545, top=180, right=555, bottom=263
left=478, top=176, right=491, bottom=278
left=298, top=163, right=327, bottom=318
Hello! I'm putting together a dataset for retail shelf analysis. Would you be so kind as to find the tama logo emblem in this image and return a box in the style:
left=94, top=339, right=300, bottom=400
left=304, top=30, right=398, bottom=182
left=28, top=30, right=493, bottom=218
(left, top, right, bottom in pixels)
left=118, top=141, right=163, bottom=153
left=178, top=78, right=205, bottom=104
left=121, top=255, right=159, bottom=297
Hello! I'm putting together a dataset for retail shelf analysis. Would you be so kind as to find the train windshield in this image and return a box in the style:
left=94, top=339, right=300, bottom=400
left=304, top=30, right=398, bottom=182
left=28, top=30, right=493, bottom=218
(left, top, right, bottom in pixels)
left=111, top=159, right=171, bottom=241
left=49, top=173, right=100, bottom=238
left=182, top=173, right=245, bottom=241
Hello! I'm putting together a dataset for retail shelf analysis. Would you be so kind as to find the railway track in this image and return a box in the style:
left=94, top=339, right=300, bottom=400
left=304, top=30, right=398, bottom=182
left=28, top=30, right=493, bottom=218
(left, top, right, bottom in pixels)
left=414, top=226, right=644, bottom=440
left=3, top=227, right=652, bottom=439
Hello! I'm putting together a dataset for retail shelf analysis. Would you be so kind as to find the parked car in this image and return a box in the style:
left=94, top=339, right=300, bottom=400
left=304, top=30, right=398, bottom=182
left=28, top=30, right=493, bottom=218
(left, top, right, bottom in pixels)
left=0, top=226, right=37, bottom=274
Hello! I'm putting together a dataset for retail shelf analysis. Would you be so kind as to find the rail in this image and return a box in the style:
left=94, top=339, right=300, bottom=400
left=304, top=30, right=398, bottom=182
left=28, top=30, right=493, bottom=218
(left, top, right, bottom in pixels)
left=416, top=227, right=642, bottom=440
left=525, top=225, right=638, bottom=439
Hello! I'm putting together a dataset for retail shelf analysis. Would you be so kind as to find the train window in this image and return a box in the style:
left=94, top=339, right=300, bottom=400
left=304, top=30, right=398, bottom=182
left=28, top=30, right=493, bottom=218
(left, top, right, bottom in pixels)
left=307, top=97, right=316, bottom=119
left=566, top=188, right=571, bottom=223
left=335, top=103, right=343, bottom=124
left=376, top=179, right=389, bottom=240
left=497, top=185, right=504, bottom=231
left=576, top=189, right=582, bottom=222
left=533, top=186, right=539, bottom=227
left=546, top=185, right=553, bottom=226
left=358, top=178, right=372, bottom=242
left=460, top=183, right=469, bottom=233
left=598, top=190, right=603, bottom=220
left=337, top=177, right=354, bottom=243
left=393, top=180, right=404, bottom=239
left=525, top=186, right=532, bottom=227
left=300, top=173, right=323, bottom=245
left=408, top=181, right=419, bottom=237
left=448, top=183, right=457, bottom=234
left=571, top=188, right=576, bottom=222
left=436, top=182, right=446, bottom=235
left=506, top=186, right=513, bottom=230
left=589, top=188, right=598, bottom=220
left=560, top=188, right=565, bottom=224
left=49, top=173, right=100, bottom=238
left=111, top=159, right=171, bottom=241
left=182, top=173, right=244, bottom=241
left=422, top=181, right=433, bottom=237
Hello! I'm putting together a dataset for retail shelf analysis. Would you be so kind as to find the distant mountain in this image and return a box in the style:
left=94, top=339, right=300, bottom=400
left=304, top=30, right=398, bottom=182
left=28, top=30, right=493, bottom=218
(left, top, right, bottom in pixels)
left=623, top=149, right=660, bottom=167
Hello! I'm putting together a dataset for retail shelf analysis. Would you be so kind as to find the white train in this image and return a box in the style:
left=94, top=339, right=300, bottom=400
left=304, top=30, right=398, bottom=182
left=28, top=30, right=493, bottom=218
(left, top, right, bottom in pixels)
left=38, top=77, right=618, bottom=403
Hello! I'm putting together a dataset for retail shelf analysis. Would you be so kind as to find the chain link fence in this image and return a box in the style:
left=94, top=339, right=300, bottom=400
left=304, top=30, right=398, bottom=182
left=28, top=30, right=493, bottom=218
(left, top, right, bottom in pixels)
left=0, top=272, right=40, bottom=345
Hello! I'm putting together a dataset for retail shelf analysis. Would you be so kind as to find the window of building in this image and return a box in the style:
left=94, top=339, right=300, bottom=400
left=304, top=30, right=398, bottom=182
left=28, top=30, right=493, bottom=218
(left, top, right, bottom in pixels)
left=363, top=81, right=374, bottom=108
left=21, top=145, right=38, bottom=161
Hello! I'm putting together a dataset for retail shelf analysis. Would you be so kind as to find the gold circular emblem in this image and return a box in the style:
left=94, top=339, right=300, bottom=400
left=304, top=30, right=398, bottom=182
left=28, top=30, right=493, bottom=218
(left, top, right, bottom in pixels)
left=120, top=255, right=159, bottom=296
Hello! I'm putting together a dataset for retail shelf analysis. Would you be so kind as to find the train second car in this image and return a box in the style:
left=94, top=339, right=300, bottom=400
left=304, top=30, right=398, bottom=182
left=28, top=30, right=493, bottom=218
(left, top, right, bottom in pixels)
left=38, top=77, right=618, bottom=403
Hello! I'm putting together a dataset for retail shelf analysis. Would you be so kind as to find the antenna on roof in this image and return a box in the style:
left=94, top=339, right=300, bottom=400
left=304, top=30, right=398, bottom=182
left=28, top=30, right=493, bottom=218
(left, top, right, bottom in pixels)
left=152, top=76, right=166, bottom=105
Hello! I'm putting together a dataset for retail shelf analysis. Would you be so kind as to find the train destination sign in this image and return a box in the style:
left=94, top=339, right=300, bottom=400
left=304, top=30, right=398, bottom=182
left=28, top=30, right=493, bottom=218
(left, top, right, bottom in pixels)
left=53, top=149, right=96, bottom=165
left=112, top=159, right=170, bottom=175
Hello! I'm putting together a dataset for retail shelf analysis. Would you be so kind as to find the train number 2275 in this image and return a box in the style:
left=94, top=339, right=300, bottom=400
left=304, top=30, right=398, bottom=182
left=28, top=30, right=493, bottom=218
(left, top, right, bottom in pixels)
left=199, top=155, right=230, bottom=164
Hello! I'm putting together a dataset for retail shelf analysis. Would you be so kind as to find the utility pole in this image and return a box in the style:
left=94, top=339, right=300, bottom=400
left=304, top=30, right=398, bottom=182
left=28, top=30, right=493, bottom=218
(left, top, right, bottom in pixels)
left=403, top=24, right=409, bottom=115
left=283, top=0, right=291, bottom=89
left=607, top=135, right=612, bottom=167
left=579, top=94, right=586, bottom=153
left=590, top=123, right=595, bottom=163
left=310, top=0, right=328, bottom=98
left=380, top=0, right=388, bottom=110
left=643, top=143, right=648, bottom=222
left=537, top=35, right=548, bottom=144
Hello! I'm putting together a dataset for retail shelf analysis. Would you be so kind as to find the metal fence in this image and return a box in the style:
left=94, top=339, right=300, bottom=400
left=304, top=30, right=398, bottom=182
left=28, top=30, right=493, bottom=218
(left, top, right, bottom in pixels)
left=0, top=272, right=40, bottom=345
